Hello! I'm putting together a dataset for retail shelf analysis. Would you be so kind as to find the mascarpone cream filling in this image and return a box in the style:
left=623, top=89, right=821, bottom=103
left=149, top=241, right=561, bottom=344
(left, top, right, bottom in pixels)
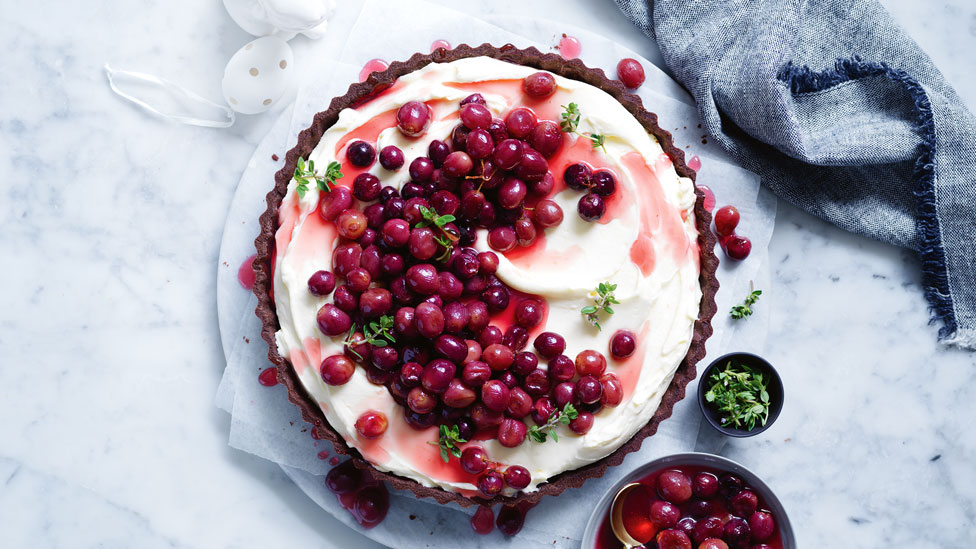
left=272, top=57, right=701, bottom=494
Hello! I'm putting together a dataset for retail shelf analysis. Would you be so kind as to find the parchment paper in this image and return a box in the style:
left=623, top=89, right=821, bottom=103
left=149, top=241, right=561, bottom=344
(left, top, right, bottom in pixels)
left=215, top=1, right=775, bottom=546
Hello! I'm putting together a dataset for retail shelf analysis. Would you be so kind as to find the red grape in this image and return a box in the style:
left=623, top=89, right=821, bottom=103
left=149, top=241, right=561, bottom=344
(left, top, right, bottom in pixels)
left=655, top=529, right=692, bottom=549
left=657, top=469, right=693, bottom=504
left=616, top=58, right=646, bottom=89
left=504, top=465, right=531, bottom=490
left=460, top=103, right=492, bottom=129
left=460, top=446, right=488, bottom=474
left=493, top=138, right=524, bottom=170
left=528, top=121, right=563, bottom=157
left=497, top=418, right=527, bottom=447
left=610, top=330, right=637, bottom=359
left=577, top=193, right=605, bottom=221
left=316, top=304, right=351, bottom=336
left=714, top=205, right=740, bottom=236
left=355, top=410, right=388, bottom=438
left=522, top=72, right=556, bottom=97
left=378, top=145, right=404, bottom=170
left=320, top=355, right=355, bottom=385
left=307, top=270, right=336, bottom=296
left=533, top=332, right=565, bottom=358
left=533, top=199, right=564, bottom=228
left=396, top=100, right=431, bottom=136
left=505, top=107, right=537, bottom=138
left=599, top=373, right=623, bottom=407
left=568, top=411, right=594, bottom=434
left=725, top=235, right=751, bottom=260
left=346, top=140, right=375, bottom=167
left=353, top=173, right=381, bottom=201
left=482, top=379, right=511, bottom=412
left=575, top=350, right=607, bottom=376
left=319, top=186, right=353, bottom=221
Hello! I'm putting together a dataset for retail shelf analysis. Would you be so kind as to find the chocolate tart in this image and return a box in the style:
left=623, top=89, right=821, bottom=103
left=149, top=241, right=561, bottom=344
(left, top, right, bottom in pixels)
left=252, top=44, right=719, bottom=508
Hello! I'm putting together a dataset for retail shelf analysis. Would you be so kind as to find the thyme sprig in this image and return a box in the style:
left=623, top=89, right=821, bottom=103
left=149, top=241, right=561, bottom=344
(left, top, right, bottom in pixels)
left=415, top=205, right=456, bottom=230
left=528, top=403, right=578, bottom=443
left=704, top=362, right=770, bottom=431
left=730, top=283, right=762, bottom=320
left=581, top=281, right=619, bottom=331
left=293, top=158, right=343, bottom=198
left=588, top=133, right=607, bottom=153
left=362, top=315, right=396, bottom=347
left=560, top=103, right=608, bottom=154
left=343, top=315, right=395, bottom=360
left=416, top=206, right=459, bottom=262
left=428, top=424, right=467, bottom=463
left=560, top=102, right=582, bottom=133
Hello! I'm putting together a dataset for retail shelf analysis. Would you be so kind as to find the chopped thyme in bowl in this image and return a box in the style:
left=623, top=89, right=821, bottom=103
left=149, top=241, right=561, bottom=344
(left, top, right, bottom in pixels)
left=703, top=361, right=771, bottom=431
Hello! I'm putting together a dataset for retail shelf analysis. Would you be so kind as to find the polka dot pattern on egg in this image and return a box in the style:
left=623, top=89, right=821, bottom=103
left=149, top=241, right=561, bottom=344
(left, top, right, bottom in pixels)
left=221, top=36, right=294, bottom=115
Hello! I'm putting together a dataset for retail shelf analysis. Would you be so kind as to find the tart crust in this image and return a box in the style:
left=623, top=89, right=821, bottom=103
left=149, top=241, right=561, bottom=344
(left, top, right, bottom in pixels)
left=252, top=43, right=719, bottom=507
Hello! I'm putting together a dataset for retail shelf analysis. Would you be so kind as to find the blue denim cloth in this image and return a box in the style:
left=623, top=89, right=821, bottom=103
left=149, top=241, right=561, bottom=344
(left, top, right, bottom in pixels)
left=614, top=0, right=976, bottom=349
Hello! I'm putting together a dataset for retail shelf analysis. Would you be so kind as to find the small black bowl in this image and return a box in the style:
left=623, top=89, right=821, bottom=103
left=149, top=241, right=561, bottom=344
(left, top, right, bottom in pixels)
left=697, top=352, right=784, bottom=437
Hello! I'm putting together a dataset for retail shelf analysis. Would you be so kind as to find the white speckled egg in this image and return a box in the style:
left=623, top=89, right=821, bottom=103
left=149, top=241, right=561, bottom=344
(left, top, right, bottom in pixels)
left=222, top=36, right=293, bottom=115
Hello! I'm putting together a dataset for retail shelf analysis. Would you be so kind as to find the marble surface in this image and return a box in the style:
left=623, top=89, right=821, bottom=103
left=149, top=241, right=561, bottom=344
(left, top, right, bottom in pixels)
left=1, top=1, right=974, bottom=548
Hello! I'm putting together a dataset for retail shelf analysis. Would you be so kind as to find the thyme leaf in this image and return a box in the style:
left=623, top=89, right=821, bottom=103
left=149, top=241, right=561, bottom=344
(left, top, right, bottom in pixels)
left=730, top=282, right=762, bottom=320
left=527, top=403, right=578, bottom=443
left=427, top=424, right=467, bottom=463
left=581, top=281, right=619, bottom=331
left=293, top=158, right=343, bottom=198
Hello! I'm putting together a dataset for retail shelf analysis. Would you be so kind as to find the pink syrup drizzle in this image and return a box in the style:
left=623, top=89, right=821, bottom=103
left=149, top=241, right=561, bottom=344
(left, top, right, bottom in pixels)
left=698, top=184, right=716, bottom=213
left=687, top=154, right=702, bottom=172
left=614, top=321, right=650, bottom=400
left=621, top=151, right=696, bottom=275
left=334, top=107, right=399, bottom=157
left=558, top=34, right=581, bottom=59
left=496, top=501, right=536, bottom=536
left=318, top=450, right=330, bottom=460
left=329, top=456, right=340, bottom=466
left=430, top=39, right=451, bottom=52
left=359, top=59, right=389, bottom=83
left=471, top=505, right=495, bottom=534
left=258, top=367, right=278, bottom=387
left=237, top=254, right=257, bottom=290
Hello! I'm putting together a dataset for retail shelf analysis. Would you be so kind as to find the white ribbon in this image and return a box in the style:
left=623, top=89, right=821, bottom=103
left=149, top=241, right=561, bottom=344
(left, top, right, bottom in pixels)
left=104, top=64, right=235, bottom=128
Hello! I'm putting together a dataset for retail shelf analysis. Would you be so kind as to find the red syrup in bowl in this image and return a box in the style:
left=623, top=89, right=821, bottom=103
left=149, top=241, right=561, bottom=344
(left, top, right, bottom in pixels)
left=594, top=465, right=784, bottom=549
left=326, top=460, right=390, bottom=529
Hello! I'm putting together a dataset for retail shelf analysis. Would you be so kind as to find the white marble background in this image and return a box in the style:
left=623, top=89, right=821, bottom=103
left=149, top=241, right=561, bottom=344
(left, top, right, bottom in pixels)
left=1, top=1, right=974, bottom=548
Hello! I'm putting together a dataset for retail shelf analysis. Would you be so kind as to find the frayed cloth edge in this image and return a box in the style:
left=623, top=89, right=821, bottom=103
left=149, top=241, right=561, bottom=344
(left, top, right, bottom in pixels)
left=777, top=57, right=959, bottom=342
